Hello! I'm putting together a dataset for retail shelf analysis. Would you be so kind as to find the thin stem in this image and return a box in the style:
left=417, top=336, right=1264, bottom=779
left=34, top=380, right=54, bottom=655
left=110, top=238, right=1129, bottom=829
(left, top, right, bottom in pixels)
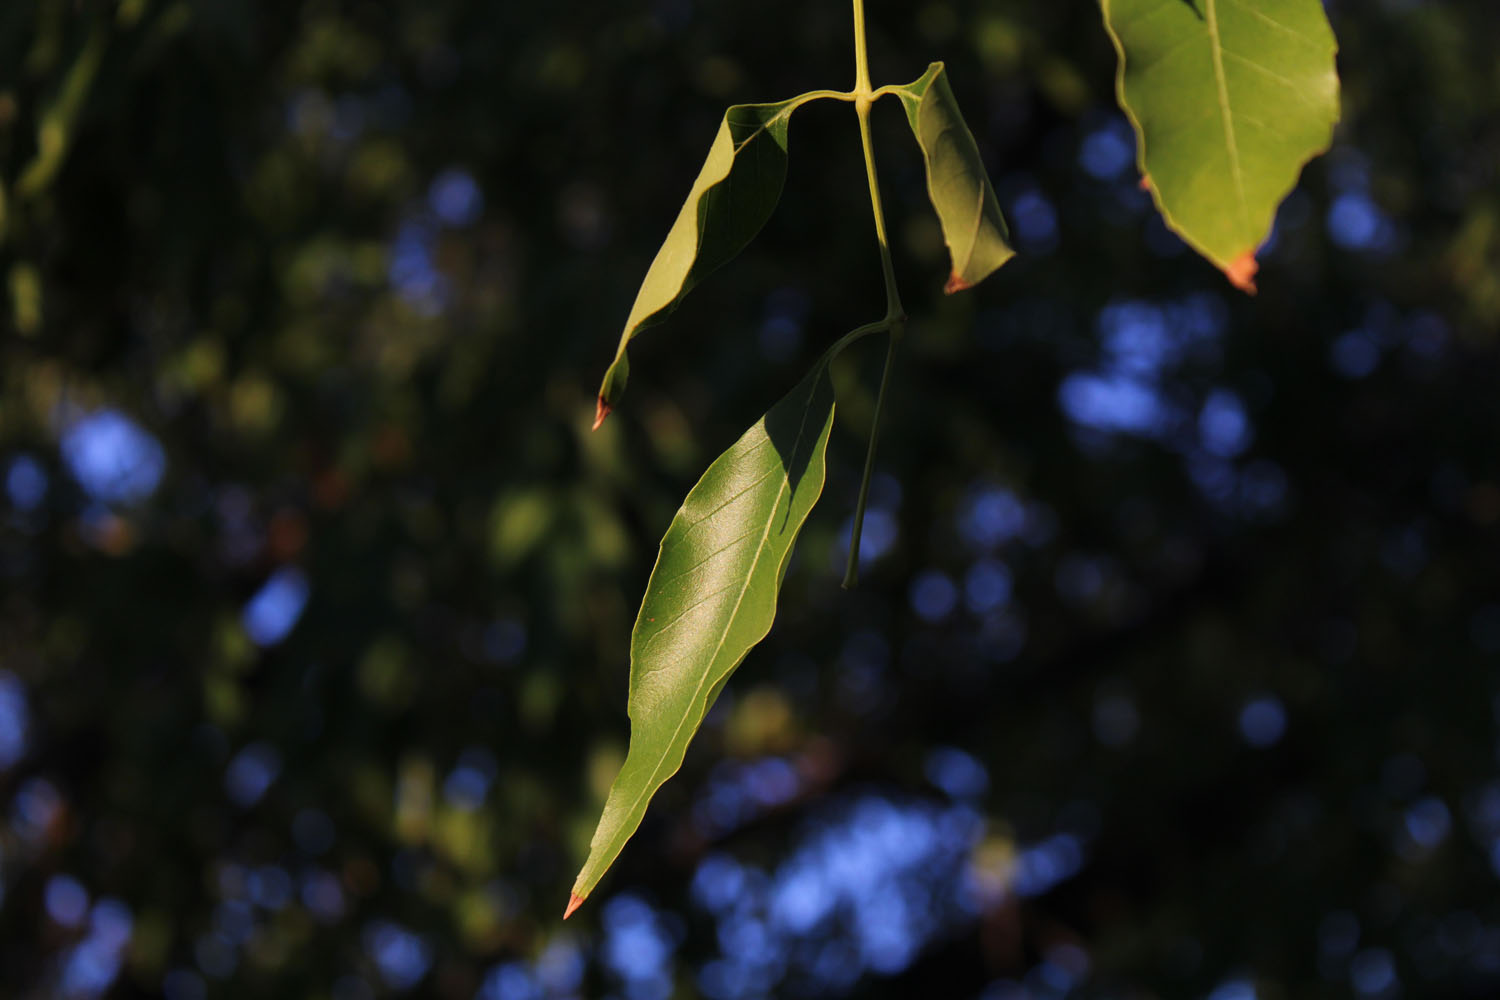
left=791, top=89, right=860, bottom=105
left=852, top=0, right=871, bottom=95
left=828, top=318, right=895, bottom=358
left=843, top=0, right=906, bottom=590
left=855, top=107, right=903, bottom=319
left=842, top=332, right=898, bottom=589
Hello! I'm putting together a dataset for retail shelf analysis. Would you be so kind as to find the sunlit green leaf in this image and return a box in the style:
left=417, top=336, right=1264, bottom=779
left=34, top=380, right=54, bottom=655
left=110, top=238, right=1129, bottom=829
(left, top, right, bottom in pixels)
left=594, top=92, right=831, bottom=427
left=1101, top=0, right=1339, bottom=291
left=893, top=62, right=1015, bottom=294
left=570, top=355, right=837, bottom=910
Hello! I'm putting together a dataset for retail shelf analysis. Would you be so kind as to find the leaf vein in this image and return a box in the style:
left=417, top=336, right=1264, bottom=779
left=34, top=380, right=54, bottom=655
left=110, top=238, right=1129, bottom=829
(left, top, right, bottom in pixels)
left=1220, top=48, right=1325, bottom=111
left=649, top=518, right=766, bottom=591
left=637, top=579, right=744, bottom=657
left=679, top=445, right=779, bottom=529
left=1220, top=0, right=1318, bottom=44
left=1133, top=31, right=1200, bottom=78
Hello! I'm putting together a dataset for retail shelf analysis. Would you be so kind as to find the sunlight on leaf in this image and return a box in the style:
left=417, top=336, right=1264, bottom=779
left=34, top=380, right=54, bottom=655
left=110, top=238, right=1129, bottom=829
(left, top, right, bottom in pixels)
left=1101, top=0, right=1339, bottom=291
left=571, top=356, right=838, bottom=909
left=893, top=63, right=1015, bottom=294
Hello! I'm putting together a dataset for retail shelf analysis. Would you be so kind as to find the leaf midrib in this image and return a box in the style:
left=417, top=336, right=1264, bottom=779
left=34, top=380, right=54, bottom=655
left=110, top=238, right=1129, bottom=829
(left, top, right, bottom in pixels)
left=1205, top=0, right=1251, bottom=240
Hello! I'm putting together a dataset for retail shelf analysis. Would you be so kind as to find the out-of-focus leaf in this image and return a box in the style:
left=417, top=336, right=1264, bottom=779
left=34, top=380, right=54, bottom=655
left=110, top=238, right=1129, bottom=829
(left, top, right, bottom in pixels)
left=8, top=263, right=42, bottom=336
left=893, top=62, right=1015, bottom=294
left=570, top=355, right=837, bottom=911
left=16, top=20, right=108, bottom=200
left=1101, top=0, right=1339, bottom=292
left=594, top=92, right=831, bottom=427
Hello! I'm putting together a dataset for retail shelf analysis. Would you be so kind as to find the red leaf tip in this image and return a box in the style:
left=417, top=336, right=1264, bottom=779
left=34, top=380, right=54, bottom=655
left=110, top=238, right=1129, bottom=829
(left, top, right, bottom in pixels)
left=591, top=397, right=611, bottom=432
left=563, top=893, right=585, bottom=920
left=1224, top=251, right=1259, bottom=295
left=943, top=271, right=973, bottom=295
left=1138, top=173, right=1152, bottom=192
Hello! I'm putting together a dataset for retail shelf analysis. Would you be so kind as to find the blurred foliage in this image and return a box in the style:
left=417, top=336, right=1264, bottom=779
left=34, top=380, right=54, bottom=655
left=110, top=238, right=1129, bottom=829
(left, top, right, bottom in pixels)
left=0, top=0, right=1498, bottom=998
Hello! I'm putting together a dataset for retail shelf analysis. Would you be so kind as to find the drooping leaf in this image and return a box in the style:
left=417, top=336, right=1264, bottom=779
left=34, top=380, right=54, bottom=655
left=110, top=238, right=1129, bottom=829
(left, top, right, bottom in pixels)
left=594, top=93, right=829, bottom=428
left=1101, top=0, right=1339, bottom=292
left=893, top=62, right=1016, bottom=294
left=569, top=356, right=837, bottom=911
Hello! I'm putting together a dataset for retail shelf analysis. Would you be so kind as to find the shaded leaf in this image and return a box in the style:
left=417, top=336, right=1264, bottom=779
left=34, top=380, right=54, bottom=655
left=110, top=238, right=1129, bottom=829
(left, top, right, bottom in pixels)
left=894, top=62, right=1015, bottom=294
left=1102, top=0, right=1339, bottom=291
left=570, top=355, right=837, bottom=908
left=595, top=93, right=828, bottom=424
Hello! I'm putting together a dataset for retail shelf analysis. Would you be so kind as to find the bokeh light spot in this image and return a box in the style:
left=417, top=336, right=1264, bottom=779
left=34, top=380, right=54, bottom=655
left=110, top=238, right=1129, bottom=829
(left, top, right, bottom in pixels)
left=242, top=568, right=310, bottom=647
left=1239, top=696, right=1287, bottom=749
left=60, top=409, right=166, bottom=505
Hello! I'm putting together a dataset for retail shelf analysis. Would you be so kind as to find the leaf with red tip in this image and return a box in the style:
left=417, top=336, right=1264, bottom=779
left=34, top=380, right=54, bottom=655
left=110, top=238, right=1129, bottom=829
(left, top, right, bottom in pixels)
left=892, top=63, right=1015, bottom=295
left=595, top=90, right=837, bottom=418
left=563, top=893, right=585, bottom=920
left=571, top=354, right=838, bottom=906
left=592, top=397, right=611, bottom=432
left=1103, top=0, right=1339, bottom=291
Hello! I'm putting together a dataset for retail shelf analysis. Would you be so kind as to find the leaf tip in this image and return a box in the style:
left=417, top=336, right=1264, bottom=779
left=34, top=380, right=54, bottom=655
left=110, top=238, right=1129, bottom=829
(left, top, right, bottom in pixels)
left=1223, top=251, right=1259, bottom=295
left=1138, top=173, right=1152, bottom=192
left=596, top=354, right=629, bottom=429
left=563, top=893, right=586, bottom=920
left=943, top=271, right=973, bottom=295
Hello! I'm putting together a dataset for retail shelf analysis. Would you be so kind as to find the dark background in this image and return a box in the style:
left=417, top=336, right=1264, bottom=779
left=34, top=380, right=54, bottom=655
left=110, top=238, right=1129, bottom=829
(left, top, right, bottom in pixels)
left=1, top=0, right=1498, bottom=998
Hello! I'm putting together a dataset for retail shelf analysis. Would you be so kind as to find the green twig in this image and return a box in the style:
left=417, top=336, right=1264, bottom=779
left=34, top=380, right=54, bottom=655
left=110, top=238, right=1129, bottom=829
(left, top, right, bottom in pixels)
left=843, top=0, right=906, bottom=590
left=842, top=331, right=899, bottom=588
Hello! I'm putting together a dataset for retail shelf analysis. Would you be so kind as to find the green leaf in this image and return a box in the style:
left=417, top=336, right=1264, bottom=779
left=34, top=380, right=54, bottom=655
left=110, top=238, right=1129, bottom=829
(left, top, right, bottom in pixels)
left=893, top=62, right=1016, bottom=294
left=1101, top=0, right=1339, bottom=292
left=594, top=93, right=829, bottom=428
left=569, top=355, right=837, bottom=912
left=16, top=19, right=108, bottom=201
